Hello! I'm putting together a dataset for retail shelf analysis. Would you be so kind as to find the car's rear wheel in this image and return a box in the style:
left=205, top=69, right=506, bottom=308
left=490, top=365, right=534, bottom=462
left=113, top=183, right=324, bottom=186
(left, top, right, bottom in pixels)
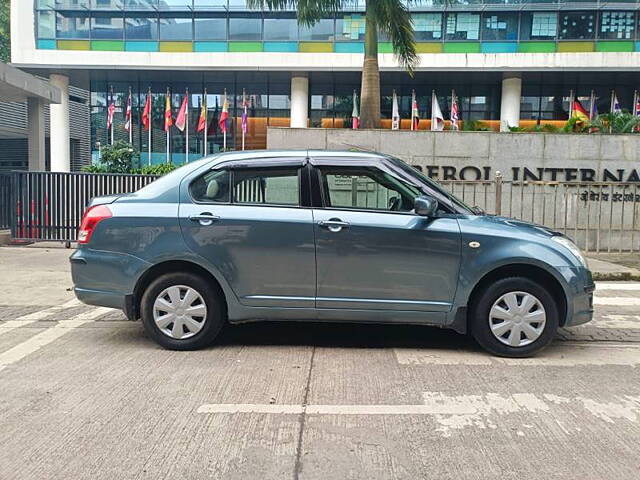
left=470, top=277, right=559, bottom=357
left=141, top=272, right=225, bottom=350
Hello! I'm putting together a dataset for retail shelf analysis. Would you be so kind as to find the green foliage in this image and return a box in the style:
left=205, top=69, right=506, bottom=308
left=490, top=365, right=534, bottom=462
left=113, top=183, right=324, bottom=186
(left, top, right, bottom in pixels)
left=131, top=163, right=181, bottom=175
left=509, top=124, right=562, bottom=134
left=590, top=111, right=640, bottom=134
left=461, top=120, right=491, bottom=132
left=0, top=0, right=9, bottom=63
left=83, top=141, right=139, bottom=173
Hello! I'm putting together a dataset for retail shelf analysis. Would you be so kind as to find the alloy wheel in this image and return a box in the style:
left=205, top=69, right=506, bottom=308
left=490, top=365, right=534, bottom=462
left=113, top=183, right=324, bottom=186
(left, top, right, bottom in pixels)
left=153, top=285, right=207, bottom=340
left=488, top=291, right=547, bottom=347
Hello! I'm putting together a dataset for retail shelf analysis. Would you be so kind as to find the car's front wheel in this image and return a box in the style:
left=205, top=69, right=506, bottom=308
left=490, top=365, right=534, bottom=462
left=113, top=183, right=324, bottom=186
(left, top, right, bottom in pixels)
left=470, top=277, right=559, bottom=357
left=140, top=272, right=225, bottom=350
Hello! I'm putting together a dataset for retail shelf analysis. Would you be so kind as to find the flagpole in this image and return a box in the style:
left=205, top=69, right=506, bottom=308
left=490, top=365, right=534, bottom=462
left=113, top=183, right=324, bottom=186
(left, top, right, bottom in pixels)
left=568, top=89, right=574, bottom=119
left=410, top=90, right=415, bottom=131
left=610, top=90, right=615, bottom=133
left=242, top=88, right=246, bottom=151
left=166, top=87, right=170, bottom=164
left=128, top=86, right=132, bottom=144
left=185, top=89, right=189, bottom=163
left=204, top=89, right=208, bottom=156
left=451, top=89, right=455, bottom=131
left=147, top=87, right=152, bottom=166
left=110, top=86, right=115, bottom=145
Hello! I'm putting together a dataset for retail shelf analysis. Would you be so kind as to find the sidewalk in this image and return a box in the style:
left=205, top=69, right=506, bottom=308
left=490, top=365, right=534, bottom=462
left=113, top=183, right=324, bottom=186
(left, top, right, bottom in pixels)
left=587, top=254, right=640, bottom=281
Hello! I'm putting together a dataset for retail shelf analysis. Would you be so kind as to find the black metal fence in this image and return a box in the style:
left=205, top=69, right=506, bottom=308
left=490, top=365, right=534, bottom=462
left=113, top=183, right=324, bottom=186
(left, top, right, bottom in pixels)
left=0, top=173, right=11, bottom=230
left=7, top=171, right=158, bottom=242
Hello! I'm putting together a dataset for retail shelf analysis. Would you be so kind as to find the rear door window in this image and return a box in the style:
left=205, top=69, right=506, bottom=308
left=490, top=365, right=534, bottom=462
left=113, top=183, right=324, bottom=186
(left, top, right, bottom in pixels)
left=232, top=167, right=300, bottom=206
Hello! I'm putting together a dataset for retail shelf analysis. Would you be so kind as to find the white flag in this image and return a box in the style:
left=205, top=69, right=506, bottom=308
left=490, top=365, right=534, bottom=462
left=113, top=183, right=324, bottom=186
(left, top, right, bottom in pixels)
left=431, top=91, right=444, bottom=131
left=391, top=91, right=400, bottom=130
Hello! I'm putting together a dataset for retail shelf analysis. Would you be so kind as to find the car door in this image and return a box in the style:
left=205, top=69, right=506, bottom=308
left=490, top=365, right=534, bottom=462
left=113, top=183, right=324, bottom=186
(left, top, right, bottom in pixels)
left=179, top=159, right=316, bottom=308
left=311, top=160, right=461, bottom=313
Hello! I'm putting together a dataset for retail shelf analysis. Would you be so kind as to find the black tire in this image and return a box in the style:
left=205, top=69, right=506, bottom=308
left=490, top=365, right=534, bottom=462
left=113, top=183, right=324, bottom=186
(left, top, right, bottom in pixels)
left=470, top=277, right=559, bottom=357
left=140, top=272, right=225, bottom=350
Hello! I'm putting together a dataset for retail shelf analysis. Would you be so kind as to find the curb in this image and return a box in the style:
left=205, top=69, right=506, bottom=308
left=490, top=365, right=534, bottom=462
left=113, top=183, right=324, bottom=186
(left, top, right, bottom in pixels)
left=592, top=272, right=640, bottom=281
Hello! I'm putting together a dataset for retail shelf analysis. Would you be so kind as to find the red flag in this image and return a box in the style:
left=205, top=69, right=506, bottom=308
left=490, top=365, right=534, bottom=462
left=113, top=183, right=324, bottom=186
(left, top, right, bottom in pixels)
left=164, top=93, right=173, bottom=132
left=197, top=93, right=207, bottom=133
left=106, top=96, right=115, bottom=130
left=142, top=91, right=151, bottom=131
left=124, top=89, right=132, bottom=132
left=219, top=93, right=229, bottom=133
left=175, top=94, right=188, bottom=132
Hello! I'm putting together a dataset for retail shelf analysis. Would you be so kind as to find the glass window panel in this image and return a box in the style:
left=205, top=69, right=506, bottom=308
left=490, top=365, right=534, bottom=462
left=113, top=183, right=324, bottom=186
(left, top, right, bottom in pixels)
left=520, top=12, right=557, bottom=40
left=599, top=11, right=635, bottom=40
left=233, top=168, right=300, bottom=206
left=38, top=11, right=56, bottom=38
left=55, top=0, right=90, bottom=8
left=520, top=96, right=541, bottom=112
left=229, top=17, right=262, bottom=41
left=195, top=17, right=227, bottom=40
left=299, top=19, right=335, bottom=41
left=193, top=0, right=227, bottom=8
left=125, top=0, right=158, bottom=9
left=125, top=16, right=159, bottom=39
left=445, top=13, right=480, bottom=41
left=558, top=12, right=596, bottom=40
left=37, top=0, right=55, bottom=8
left=92, top=0, right=125, bottom=8
left=481, top=12, right=518, bottom=41
left=158, top=0, right=192, bottom=9
left=411, top=13, right=442, bottom=41
left=336, top=14, right=366, bottom=41
left=91, top=14, right=124, bottom=39
left=159, top=16, right=193, bottom=40
left=190, top=169, right=231, bottom=203
left=264, top=18, right=298, bottom=41
left=56, top=12, right=90, bottom=39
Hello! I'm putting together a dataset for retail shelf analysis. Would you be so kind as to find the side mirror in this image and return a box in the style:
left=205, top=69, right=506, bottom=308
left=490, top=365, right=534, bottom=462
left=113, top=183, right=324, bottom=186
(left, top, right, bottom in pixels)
left=414, top=195, right=438, bottom=217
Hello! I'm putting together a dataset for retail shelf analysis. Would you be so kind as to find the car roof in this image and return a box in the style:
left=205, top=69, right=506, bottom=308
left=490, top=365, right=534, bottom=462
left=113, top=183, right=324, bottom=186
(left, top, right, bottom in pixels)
left=207, top=149, right=387, bottom=166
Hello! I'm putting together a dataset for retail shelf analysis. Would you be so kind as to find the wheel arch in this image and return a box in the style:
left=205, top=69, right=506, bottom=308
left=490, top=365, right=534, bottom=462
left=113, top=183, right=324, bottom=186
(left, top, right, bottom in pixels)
left=128, top=260, right=227, bottom=321
left=464, top=263, right=568, bottom=330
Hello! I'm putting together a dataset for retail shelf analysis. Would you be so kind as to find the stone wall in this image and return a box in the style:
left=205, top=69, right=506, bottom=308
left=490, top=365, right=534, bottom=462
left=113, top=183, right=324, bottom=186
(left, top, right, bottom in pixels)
left=267, top=128, right=640, bottom=183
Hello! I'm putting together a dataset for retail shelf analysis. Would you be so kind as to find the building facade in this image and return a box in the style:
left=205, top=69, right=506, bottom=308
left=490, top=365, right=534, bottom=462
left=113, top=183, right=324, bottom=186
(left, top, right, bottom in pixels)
left=11, top=1, right=640, bottom=167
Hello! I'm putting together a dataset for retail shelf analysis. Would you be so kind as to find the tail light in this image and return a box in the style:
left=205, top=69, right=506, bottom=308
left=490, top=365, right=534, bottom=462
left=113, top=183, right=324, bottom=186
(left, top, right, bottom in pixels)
left=78, top=205, right=112, bottom=244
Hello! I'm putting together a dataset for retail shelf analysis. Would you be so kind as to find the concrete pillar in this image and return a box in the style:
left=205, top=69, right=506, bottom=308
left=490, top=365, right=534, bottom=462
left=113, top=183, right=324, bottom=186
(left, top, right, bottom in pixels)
left=290, top=73, right=309, bottom=128
left=27, top=97, right=46, bottom=171
left=499, top=74, right=522, bottom=132
left=49, top=74, right=70, bottom=172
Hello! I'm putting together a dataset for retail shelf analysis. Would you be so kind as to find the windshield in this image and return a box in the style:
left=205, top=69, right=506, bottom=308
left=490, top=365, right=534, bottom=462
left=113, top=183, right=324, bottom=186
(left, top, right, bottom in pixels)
left=385, top=156, right=475, bottom=214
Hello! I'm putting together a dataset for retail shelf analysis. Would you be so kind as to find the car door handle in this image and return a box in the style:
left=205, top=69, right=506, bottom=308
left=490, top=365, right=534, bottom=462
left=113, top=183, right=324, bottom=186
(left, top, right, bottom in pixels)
left=189, top=213, right=220, bottom=226
left=318, top=219, right=350, bottom=232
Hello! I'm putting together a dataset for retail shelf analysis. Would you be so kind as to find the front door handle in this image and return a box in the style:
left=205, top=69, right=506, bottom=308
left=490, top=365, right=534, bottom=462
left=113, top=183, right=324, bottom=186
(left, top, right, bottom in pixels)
left=318, top=219, right=350, bottom=233
left=189, top=213, right=220, bottom=226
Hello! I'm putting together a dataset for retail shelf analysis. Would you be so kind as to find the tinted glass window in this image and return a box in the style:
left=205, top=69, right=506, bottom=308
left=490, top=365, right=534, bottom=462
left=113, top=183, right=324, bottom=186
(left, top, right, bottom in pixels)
left=481, top=12, right=518, bottom=41
left=445, top=13, right=480, bottom=41
left=559, top=12, right=596, bottom=40
left=299, top=19, right=335, bottom=41
left=56, top=12, right=90, bottom=39
left=229, top=17, right=262, bottom=41
left=125, top=16, right=159, bottom=40
left=233, top=168, right=300, bottom=206
left=264, top=18, right=298, bottom=41
left=91, top=14, right=124, bottom=40
left=599, top=11, right=635, bottom=40
left=195, top=17, right=227, bottom=41
left=319, top=166, right=420, bottom=212
left=160, top=16, right=193, bottom=41
left=520, top=12, right=557, bottom=40
left=412, top=13, right=443, bottom=41
left=190, top=169, right=231, bottom=203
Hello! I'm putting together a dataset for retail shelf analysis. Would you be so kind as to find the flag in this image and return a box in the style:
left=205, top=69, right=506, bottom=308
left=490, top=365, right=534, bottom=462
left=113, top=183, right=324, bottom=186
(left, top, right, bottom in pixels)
left=175, top=93, right=188, bottom=132
left=634, top=91, right=640, bottom=117
left=391, top=90, right=400, bottom=130
left=164, top=92, right=173, bottom=132
left=612, top=93, right=622, bottom=114
left=450, top=90, right=459, bottom=131
left=351, top=90, right=359, bottom=129
left=196, top=92, right=207, bottom=133
left=219, top=92, right=229, bottom=133
left=241, top=91, right=248, bottom=134
left=431, top=91, right=444, bottom=131
left=106, top=90, right=115, bottom=130
left=411, top=90, right=419, bottom=130
left=124, top=89, right=132, bottom=132
left=142, top=90, right=151, bottom=131
left=571, top=100, right=590, bottom=125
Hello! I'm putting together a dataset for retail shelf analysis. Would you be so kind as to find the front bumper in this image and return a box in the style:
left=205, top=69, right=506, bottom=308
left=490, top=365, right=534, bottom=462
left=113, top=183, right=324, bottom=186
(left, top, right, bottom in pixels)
left=565, top=283, right=594, bottom=327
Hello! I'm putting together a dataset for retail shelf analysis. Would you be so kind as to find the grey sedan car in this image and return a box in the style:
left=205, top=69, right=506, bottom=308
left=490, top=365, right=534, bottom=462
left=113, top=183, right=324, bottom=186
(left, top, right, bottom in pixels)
left=71, top=150, right=594, bottom=357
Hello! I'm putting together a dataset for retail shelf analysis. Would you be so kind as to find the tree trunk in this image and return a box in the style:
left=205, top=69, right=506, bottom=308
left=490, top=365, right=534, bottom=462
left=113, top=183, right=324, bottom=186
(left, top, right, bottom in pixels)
left=359, top=5, right=380, bottom=129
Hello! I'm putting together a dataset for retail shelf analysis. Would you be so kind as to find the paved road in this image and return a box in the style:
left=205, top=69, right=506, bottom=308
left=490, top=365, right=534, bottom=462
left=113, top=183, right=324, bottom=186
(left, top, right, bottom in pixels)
left=1, top=247, right=640, bottom=479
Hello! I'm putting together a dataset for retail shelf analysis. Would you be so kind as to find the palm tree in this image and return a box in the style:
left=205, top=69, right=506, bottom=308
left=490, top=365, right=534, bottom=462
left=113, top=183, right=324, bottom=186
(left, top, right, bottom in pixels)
left=247, top=0, right=418, bottom=128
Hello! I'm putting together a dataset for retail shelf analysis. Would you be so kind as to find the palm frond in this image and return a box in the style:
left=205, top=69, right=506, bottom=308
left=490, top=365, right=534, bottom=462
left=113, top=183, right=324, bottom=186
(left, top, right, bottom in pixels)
left=247, top=0, right=345, bottom=27
left=369, top=0, right=419, bottom=72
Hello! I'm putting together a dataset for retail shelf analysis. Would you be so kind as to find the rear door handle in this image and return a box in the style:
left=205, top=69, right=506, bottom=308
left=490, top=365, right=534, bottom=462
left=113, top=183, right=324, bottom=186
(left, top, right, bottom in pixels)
left=318, top=219, right=350, bottom=232
left=189, top=213, right=220, bottom=226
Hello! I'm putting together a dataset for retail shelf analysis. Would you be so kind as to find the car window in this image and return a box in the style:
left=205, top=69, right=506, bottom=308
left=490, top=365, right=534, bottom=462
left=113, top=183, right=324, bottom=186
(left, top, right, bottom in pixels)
left=190, top=169, right=231, bottom=203
left=319, top=166, right=421, bottom=212
left=233, top=168, right=300, bottom=206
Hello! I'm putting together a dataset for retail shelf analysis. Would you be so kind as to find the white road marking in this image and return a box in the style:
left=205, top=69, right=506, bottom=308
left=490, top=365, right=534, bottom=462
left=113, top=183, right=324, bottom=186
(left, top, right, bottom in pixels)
left=198, top=393, right=640, bottom=437
left=0, top=299, right=82, bottom=337
left=593, top=296, right=640, bottom=306
left=596, top=282, right=640, bottom=291
left=597, top=315, right=640, bottom=329
left=394, top=343, right=640, bottom=366
left=0, top=307, right=111, bottom=373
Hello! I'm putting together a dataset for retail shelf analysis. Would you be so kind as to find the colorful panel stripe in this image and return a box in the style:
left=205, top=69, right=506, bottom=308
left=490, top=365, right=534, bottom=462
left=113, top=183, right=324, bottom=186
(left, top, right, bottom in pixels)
left=228, top=42, right=263, bottom=52
left=517, top=42, right=556, bottom=53
left=36, top=39, right=56, bottom=50
left=159, top=42, right=193, bottom=52
left=91, top=40, right=124, bottom=51
left=194, top=42, right=227, bottom=52
left=263, top=42, right=298, bottom=52
left=557, top=42, right=595, bottom=53
left=596, top=41, right=634, bottom=52
left=57, top=40, right=90, bottom=51
left=378, top=42, right=393, bottom=53
left=125, top=41, right=159, bottom=52
left=415, top=43, right=443, bottom=53
left=335, top=42, right=364, bottom=53
left=298, top=42, right=333, bottom=53
left=481, top=42, right=517, bottom=53
left=443, top=42, right=481, bottom=54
